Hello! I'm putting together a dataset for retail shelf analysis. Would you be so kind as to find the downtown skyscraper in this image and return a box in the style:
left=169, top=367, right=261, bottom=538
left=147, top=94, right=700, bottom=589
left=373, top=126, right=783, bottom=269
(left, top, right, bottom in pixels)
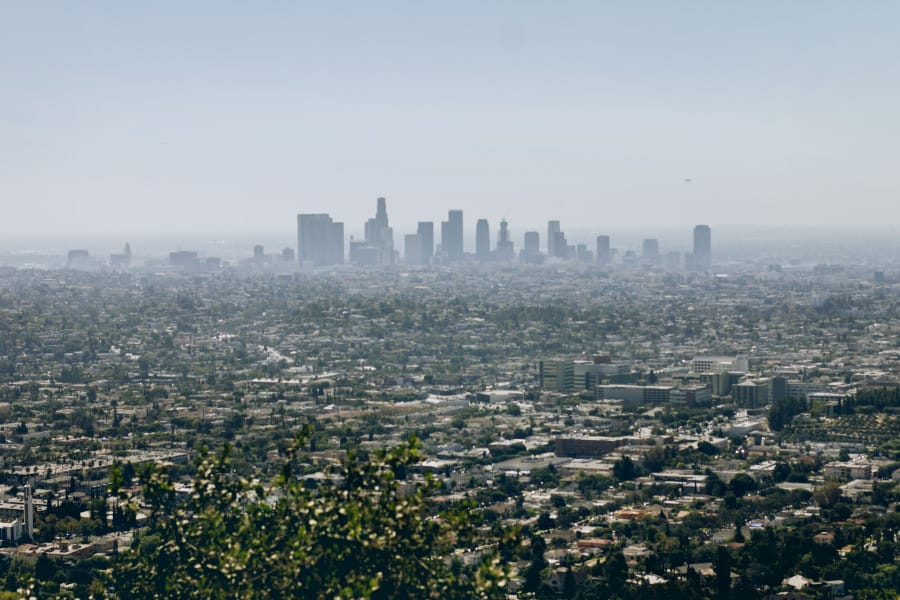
left=496, top=219, right=513, bottom=262
left=351, top=197, right=398, bottom=266
left=596, top=235, right=611, bottom=268
left=441, top=210, right=464, bottom=261
left=417, top=222, right=434, bottom=264
left=297, top=214, right=344, bottom=267
left=693, top=224, right=712, bottom=271
left=475, top=219, right=490, bottom=261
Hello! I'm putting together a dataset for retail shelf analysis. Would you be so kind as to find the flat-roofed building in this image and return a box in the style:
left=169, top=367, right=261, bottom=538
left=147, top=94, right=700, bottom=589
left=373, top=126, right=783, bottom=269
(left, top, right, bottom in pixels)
left=692, top=355, right=749, bottom=374
left=597, top=385, right=673, bottom=403
left=540, top=360, right=575, bottom=392
left=733, top=378, right=770, bottom=408
left=554, top=435, right=635, bottom=458
left=824, top=458, right=872, bottom=481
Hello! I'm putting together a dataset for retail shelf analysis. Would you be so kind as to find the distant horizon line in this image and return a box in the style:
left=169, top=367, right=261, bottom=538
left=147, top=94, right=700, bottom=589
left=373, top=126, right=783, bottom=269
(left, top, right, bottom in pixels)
left=2, top=222, right=899, bottom=242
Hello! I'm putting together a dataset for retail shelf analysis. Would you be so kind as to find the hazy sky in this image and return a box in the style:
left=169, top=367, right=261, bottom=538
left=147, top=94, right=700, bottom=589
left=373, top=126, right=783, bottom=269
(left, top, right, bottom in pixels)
left=3, top=2, right=900, bottom=237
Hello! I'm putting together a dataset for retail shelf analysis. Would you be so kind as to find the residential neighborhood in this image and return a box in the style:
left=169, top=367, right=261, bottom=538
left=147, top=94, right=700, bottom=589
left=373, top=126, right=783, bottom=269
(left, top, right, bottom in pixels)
left=0, top=257, right=897, bottom=598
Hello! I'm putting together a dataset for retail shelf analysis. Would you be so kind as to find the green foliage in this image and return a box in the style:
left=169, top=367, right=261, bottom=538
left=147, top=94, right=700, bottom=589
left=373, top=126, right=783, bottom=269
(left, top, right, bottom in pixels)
left=613, top=455, right=639, bottom=482
left=536, top=511, right=555, bottom=531
left=714, top=545, right=731, bottom=599
left=522, top=535, right=547, bottom=593
left=840, top=387, right=900, bottom=415
left=106, top=430, right=508, bottom=599
left=108, top=462, right=125, bottom=498
left=603, top=548, right=628, bottom=596
left=768, top=396, right=806, bottom=432
left=704, top=470, right=728, bottom=497
left=494, top=472, right=523, bottom=498
left=697, top=440, right=720, bottom=456
left=728, top=473, right=758, bottom=498
left=576, top=473, right=613, bottom=499
left=813, top=481, right=843, bottom=509
left=529, top=464, right=561, bottom=489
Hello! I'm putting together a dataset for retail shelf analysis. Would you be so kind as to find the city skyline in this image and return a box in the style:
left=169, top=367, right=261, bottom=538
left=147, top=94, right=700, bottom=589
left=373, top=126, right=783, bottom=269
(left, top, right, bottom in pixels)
left=294, top=198, right=715, bottom=269
left=298, top=197, right=696, bottom=267
left=5, top=219, right=900, bottom=267
left=4, top=3, right=900, bottom=237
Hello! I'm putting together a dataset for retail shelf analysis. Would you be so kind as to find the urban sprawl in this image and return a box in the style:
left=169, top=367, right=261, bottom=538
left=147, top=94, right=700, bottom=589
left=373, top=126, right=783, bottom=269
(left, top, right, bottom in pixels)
left=0, top=199, right=898, bottom=599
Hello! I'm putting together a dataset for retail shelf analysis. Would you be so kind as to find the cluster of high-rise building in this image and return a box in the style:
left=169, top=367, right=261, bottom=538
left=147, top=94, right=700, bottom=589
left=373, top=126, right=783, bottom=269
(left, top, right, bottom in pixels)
left=475, top=218, right=514, bottom=263
left=297, top=197, right=712, bottom=271
left=348, top=197, right=397, bottom=266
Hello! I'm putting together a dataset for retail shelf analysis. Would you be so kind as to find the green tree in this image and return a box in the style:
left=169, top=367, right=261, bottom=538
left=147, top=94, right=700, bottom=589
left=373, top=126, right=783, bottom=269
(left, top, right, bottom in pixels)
left=109, top=462, right=125, bottom=498
left=523, top=535, right=548, bottom=593
left=813, top=481, right=843, bottom=509
left=562, top=565, right=576, bottom=599
left=697, top=441, right=720, bottom=456
left=613, top=455, right=639, bottom=482
left=536, top=511, right=555, bottom=531
left=35, top=554, right=56, bottom=581
left=714, top=545, right=731, bottom=599
left=106, top=430, right=508, bottom=599
left=728, top=473, right=757, bottom=498
left=604, top=548, right=628, bottom=596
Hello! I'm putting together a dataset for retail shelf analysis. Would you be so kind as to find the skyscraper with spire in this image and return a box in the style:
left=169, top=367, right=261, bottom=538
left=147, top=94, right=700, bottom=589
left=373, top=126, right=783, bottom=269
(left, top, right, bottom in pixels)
left=496, top=219, right=514, bottom=262
left=352, top=197, right=397, bottom=266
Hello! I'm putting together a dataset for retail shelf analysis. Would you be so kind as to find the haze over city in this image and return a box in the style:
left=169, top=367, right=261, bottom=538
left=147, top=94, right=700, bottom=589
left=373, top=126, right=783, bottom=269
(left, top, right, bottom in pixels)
left=4, top=4, right=900, bottom=598
left=3, top=2, right=900, bottom=238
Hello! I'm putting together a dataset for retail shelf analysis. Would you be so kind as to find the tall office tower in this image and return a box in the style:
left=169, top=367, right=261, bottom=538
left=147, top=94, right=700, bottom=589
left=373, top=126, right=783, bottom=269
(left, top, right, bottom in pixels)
left=693, top=224, right=712, bottom=271
left=441, top=210, right=464, bottom=261
left=253, top=245, right=265, bottom=261
left=417, top=221, right=434, bottom=264
left=522, top=231, right=541, bottom=264
left=362, top=197, right=396, bottom=265
left=547, top=220, right=561, bottom=257
left=327, top=220, right=344, bottom=266
left=404, top=233, right=422, bottom=266
left=496, top=219, right=514, bottom=261
left=642, top=238, right=659, bottom=265
left=440, top=221, right=450, bottom=257
left=297, top=213, right=344, bottom=266
left=475, top=219, right=491, bottom=261
left=596, top=235, right=611, bottom=267
left=524, top=231, right=540, bottom=256
left=552, top=231, right=569, bottom=259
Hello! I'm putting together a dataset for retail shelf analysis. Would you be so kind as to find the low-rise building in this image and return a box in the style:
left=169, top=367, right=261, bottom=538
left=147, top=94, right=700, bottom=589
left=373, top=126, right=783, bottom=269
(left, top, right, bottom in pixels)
left=824, top=458, right=872, bottom=481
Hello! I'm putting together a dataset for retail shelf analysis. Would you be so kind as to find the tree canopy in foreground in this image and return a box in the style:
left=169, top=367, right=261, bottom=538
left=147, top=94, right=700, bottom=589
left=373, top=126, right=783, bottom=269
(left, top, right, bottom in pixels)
left=105, top=430, right=507, bottom=599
